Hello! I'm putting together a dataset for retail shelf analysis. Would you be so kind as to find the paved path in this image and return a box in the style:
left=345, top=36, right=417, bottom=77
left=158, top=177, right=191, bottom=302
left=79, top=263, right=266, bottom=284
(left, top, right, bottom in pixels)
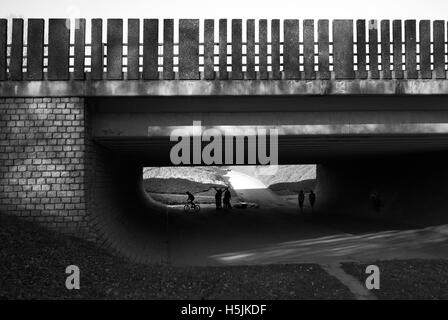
left=321, top=262, right=377, bottom=300
left=225, top=170, right=287, bottom=207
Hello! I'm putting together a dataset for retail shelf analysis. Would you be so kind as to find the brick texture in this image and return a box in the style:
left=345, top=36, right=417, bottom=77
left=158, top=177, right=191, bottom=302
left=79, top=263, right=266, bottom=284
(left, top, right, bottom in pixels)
left=0, top=98, right=90, bottom=237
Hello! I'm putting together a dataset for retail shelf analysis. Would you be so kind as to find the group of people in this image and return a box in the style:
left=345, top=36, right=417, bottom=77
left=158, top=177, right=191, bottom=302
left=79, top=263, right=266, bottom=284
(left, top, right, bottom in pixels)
left=214, top=187, right=232, bottom=210
left=298, top=190, right=316, bottom=213
left=186, top=187, right=232, bottom=210
left=189, top=187, right=315, bottom=213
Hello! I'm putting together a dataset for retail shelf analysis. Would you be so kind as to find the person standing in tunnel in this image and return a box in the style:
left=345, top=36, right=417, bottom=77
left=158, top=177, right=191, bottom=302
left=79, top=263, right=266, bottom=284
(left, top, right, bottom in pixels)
left=308, top=190, right=316, bottom=213
left=298, top=190, right=305, bottom=213
left=214, top=187, right=223, bottom=210
left=223, top=187, right=232, bottom=209
left=369, top=190, right=382, bottom=213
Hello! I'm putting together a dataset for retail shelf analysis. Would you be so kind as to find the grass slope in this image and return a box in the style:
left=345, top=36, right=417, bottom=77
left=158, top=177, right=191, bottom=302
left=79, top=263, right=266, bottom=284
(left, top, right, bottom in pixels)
left=0, top=212, right=352, bottom=300
left=342, top=260, right=448, bottom=299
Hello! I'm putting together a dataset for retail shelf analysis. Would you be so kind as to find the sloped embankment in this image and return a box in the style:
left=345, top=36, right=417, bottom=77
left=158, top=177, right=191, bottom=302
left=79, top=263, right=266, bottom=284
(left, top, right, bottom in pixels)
left=236, top=165, right=317, bottom=195
left=0, top=212, right=353, bottom=299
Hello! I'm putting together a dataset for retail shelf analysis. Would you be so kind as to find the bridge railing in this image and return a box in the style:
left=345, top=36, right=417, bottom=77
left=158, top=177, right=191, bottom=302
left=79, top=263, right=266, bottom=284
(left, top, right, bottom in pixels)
left=0, top=19, right=446, bottom=81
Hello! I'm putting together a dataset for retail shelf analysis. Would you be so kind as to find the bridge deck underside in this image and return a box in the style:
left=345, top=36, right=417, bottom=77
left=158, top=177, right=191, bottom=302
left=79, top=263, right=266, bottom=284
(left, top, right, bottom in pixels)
left=90, top=95, right=448, bottom=165
left=94, top=134, right=448, bottom=165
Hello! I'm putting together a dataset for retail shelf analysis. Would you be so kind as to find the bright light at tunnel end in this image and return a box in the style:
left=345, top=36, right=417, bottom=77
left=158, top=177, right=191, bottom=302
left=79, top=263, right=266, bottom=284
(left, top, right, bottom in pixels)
left=163, top=120, right=279, bottom=175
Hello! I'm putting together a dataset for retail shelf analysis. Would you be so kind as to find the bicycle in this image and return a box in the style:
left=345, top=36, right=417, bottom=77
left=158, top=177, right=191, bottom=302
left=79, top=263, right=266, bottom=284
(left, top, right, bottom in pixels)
left=184, top=201, right=200, bottom=213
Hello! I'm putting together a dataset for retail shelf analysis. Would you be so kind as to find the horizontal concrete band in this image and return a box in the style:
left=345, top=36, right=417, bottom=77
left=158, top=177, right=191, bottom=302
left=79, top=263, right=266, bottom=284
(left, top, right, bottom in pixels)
left=93, top=134, right=448, bottom=165
left=145, top=124, right=448, bottom=137
left=2, top=79, right=448, bottom=97
left=92, top=109, right=448, bottom=137
left=92, top=124, right=448, bottom=140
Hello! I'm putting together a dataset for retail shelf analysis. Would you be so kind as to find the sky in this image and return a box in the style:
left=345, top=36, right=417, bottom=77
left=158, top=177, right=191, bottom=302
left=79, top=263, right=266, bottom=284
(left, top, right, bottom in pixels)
left=2, top=0, right=448, bottom=43
left=3, top=0, right=448, bottom=20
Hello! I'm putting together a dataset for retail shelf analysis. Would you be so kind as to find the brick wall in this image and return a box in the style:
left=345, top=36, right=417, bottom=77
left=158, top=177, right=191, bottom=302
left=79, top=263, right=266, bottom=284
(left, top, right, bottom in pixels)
left=0, top=97, right=166, bottom=262
left=0, top=97, right=91, bottom=237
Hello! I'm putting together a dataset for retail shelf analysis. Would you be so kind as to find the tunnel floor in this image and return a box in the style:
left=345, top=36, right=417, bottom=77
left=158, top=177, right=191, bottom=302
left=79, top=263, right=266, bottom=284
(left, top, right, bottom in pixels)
left=164, top=204, right=448, bottom=266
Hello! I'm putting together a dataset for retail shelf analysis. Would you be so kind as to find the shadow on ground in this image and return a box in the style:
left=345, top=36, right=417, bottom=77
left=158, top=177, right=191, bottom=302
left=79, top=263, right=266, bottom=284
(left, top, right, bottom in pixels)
left=165, top=204, right=448, bottom=266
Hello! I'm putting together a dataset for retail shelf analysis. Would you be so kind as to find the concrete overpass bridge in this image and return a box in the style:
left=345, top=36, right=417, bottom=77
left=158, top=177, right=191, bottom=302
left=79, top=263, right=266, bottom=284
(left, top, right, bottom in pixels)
left=1, top=18, right=448, bottom=263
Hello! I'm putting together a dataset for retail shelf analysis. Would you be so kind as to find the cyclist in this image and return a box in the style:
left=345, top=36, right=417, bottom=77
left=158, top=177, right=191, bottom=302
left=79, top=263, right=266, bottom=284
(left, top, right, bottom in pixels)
left=186, top=191, right=195, bottom=205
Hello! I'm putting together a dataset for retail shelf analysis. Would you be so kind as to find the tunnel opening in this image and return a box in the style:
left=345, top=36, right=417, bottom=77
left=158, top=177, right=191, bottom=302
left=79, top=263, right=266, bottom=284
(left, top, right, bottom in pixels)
left=88, top=145, right=324, bottom=265
left=142, top=165, right=316, bottom=209
left=140, top=164, right=320, bottom=266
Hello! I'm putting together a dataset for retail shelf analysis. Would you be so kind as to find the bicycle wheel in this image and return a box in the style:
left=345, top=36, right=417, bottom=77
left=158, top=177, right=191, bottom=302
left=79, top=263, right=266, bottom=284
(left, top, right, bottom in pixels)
left=184, top=204, right=190, bottom=212
left=194, top=204, right=200, bottom=212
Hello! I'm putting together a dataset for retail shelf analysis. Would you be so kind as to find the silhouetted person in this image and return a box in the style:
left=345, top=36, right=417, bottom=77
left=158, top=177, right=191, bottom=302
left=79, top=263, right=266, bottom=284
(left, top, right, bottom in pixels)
left=308, top=190, right=316, bottom=212
left=214, top=187, right=223, bottom=210
left=223, top=187, right=232, bottom=209
left=369, top=190, right=382, bottom=212
left=186, top=191, right=195, bottom=205
left=298, top=190, right=305, bottom=212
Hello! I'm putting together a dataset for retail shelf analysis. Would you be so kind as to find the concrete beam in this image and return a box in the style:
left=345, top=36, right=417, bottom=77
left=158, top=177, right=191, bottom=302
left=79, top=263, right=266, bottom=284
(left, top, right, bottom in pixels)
left=2, top=79, right=448, bottom=97
left=92, top=132, right=448, bottom=166
left=92, top=110, right=448, bottom=137
left=91, top=108, right=448, bottom=164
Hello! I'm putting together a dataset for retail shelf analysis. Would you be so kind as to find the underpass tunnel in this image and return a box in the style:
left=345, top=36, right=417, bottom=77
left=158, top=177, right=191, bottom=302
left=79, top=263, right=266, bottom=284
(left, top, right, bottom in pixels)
left=87, top=147, right=448, bottom=265
left=86, top=150, right=448, bottom=266
left=86, top=95, right=448, bottom=264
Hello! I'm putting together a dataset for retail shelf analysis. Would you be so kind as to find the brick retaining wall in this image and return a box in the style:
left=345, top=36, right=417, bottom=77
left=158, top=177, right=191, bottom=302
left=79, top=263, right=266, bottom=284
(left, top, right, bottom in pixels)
left=0, top=97, right=165, bottom=262
left=0, top=97, right=91, bottom=237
